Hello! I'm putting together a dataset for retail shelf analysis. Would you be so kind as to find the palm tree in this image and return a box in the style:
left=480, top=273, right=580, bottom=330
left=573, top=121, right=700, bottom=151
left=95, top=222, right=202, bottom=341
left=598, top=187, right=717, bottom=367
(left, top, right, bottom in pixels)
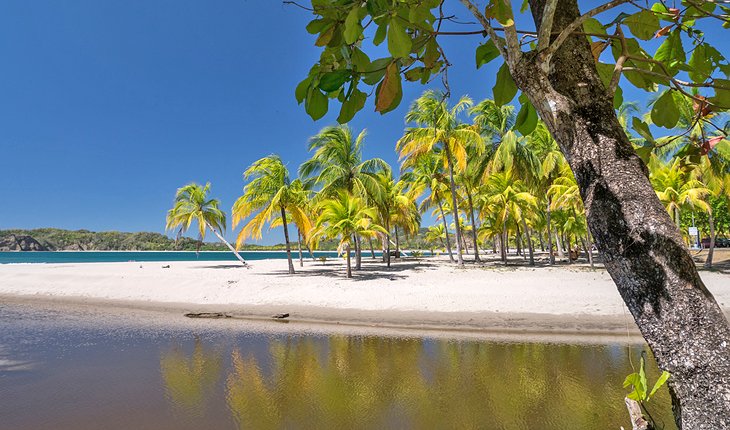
left=398, top=90, right=482, bottom=266
left=373, top=172, right=421, bottom=266
left=425, top=224, right=446, bottom=254
left=479, top=170, right=537, bottom=264
left=650, top=158, right=710, bottom=234
left=310, top=192, right=386, bottom=278
left=526, top=122, right=566, bottom=265
left=231, top=155, right=312, bottom=274
left=401, top=152, right=455, bottom=262
left=300, top=125, right=389, bottom=268
left=548, top=164, right=593, bottom=265
left=165, top=182, right=246, bottom=266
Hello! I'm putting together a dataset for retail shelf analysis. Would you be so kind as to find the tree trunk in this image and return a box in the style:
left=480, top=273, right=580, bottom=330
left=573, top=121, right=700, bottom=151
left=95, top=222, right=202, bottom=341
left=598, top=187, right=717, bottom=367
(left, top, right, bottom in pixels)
left=546, top=198, right=555, bottom=265
left=515, top=223, right=523, bottom=257
left=538, top=232, right=545, bottom=252
left=369, top=237, right=375, bottom=259
left=520, top=2, right=730, bottom=426
left=297, top=229, right=304, bottom=267
left=467, top=191, right=481, bottom=262
left=345, top=242, right=352, bottom=278
left=437, top=198, right=455, bottom=262
left=521, top=218, right=534, bottom=266
left=395, top=226, right=400, bottom=258
left=586, top=230, right=594, bottom=268
left=554, top=231, right=564, bottom=261
left=386, top=222, right=391, bottom=267
left=704, top=210, right=716, bottom=269
left=443, top=144, right=464, bottom=266
left=205, top=221, right=247, bottom=266
left=280, top=207, right=295, bottom=274
left=355, top=234, right=362, bottom=270
left=500, top=228, right=508, bottom=263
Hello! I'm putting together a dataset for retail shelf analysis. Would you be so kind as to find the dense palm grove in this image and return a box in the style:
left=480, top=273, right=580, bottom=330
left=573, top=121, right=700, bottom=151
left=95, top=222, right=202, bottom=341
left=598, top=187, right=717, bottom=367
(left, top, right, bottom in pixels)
left=168, top=91, right=730, bottom=277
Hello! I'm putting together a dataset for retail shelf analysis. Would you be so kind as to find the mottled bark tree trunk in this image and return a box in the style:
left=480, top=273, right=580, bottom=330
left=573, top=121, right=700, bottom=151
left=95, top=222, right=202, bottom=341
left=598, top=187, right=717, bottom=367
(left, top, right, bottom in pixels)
left=520, top=1, right=730, bottom=426
left=297, top=229, right=304, bottom=267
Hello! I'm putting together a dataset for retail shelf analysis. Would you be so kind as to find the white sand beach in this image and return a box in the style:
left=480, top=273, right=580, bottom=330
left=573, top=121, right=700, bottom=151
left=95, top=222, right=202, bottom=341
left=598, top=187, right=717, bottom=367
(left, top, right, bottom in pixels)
left=1, top=256, right=728, bottom=334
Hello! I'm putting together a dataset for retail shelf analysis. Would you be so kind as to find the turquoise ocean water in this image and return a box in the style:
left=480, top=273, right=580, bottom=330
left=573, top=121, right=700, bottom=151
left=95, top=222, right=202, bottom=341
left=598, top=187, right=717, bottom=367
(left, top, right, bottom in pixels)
left=0, top=251, right=348, bottom=264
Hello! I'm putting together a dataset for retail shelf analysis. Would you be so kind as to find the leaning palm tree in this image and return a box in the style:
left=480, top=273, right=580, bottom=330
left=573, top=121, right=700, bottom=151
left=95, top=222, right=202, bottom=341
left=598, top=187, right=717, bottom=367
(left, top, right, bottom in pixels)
left=310, top=192, right=386, bottom=278
left=398, top=90, right=482, bottom=266
left=166, top=182, right=246, bottom=266
left=232, top=155, right=312, bottom=274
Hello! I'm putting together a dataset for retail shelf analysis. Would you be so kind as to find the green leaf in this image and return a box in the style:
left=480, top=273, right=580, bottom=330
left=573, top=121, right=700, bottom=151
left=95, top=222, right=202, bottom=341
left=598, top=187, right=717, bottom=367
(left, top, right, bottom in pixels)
left=423, top=38, right=440, bottom=69
left=306, top=19, right=329, bottom=34
left=709, top=78, right=730, bottom=108
left=632, top=117, right=656, bottom=144
left=487, top=0, right=514, bottom=27
left=625, top=10, right=660, bottom=40
left=337, top=88, right=367, bottom=124
left=476, top=39, right=500, bottom=69
left=514, top=100, right=538, bottom=135
left=613, top=85, right=623, bottom=109
left=305, top=87, right=328, bottom=121
left=582, top=17, right=606, bottom=35
left=362, top=57, right=392, bottom=85
left=651, top=90, right=680, bottom=128
left=375, top=62, right=402, bottom=113
left=493, top=63, right=517, bottom=106
left=648, top=371, right=671, bottom=401
left=387, top=18, right=412, bottom=58
left=315, top=25, right=335, bottom=47
left=319, top=70, right=349, bottom=92
left=351, top=47, right=370, bottom=72
left=688, top=44, right=715, bottom=83
left=373, top=22, right=387, bottom=46
left=404, top=67, right=424, bottom=82
left=295, top=76, right=312, bottom=104
left=654, top=29, right=685, bottom=75
left=343, top=7, right=363, bottom=45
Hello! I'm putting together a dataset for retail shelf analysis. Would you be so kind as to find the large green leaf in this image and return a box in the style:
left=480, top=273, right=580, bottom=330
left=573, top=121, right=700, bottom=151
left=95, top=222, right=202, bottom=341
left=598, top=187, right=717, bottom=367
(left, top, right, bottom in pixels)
left=625, top=10, right=660, bottom=40
left=387, top=18, right=412, bottom=58
left=337, top=89, right=367, bottom=123
left=343, top=7, right=363, bottom=45
left=651, top=90, right=680, bottom=128
left=319, top=70, right=349, bottom=92
left=305, top=87, right=328, bottom=120
left=653, top=29, right=685, bottom=75
left=710, top=78, right=730, bottom=108
left=493, top=63, right=517, bottom=106
left=476, top=39, right=500, bottom=69
left=514, top=99, right=538, bottom=135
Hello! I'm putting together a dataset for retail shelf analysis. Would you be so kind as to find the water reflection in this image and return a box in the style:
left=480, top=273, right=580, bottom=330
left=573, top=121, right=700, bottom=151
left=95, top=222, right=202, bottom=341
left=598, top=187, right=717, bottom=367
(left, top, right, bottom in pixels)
left=160, top=335, right=676, bottom=430
left=160, top=336, right=222, bottom=417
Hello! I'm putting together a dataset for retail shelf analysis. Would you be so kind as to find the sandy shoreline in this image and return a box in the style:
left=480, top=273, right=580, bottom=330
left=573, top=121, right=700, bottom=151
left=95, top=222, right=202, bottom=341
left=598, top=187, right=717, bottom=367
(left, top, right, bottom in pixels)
left=1, top=256, right=728, bottom=336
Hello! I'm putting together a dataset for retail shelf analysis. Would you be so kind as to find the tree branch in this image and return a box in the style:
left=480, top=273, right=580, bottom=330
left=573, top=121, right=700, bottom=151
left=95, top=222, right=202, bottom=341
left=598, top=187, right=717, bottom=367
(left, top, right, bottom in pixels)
left=543, top=0, right=632, bottom=63
left=607, top=27, right=628, bottom=96
left=459, top=0, right=509, bottom=61
left=501, top=0, right=523, bottom=62
left=537, top=0, right=559, bottom=51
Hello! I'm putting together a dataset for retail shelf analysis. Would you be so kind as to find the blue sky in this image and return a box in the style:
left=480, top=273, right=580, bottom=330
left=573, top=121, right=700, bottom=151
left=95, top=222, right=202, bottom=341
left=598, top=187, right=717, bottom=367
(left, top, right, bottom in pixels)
left=0, top=1, right=721, bottom=244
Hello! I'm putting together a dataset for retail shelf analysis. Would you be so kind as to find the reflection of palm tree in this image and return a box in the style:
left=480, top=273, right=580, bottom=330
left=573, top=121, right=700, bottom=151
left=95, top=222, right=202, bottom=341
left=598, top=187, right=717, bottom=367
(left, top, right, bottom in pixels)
left=160, top=337, right=222, bottom=416
left=221, top=336, right=670, bottom=429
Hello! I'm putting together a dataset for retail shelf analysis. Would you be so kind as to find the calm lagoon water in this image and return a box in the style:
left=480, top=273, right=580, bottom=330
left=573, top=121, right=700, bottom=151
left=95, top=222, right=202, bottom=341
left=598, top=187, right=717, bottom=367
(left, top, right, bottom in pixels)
left=0, top=303, right=676, bottom=430
left=0, top=251, right=347, bottom=264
